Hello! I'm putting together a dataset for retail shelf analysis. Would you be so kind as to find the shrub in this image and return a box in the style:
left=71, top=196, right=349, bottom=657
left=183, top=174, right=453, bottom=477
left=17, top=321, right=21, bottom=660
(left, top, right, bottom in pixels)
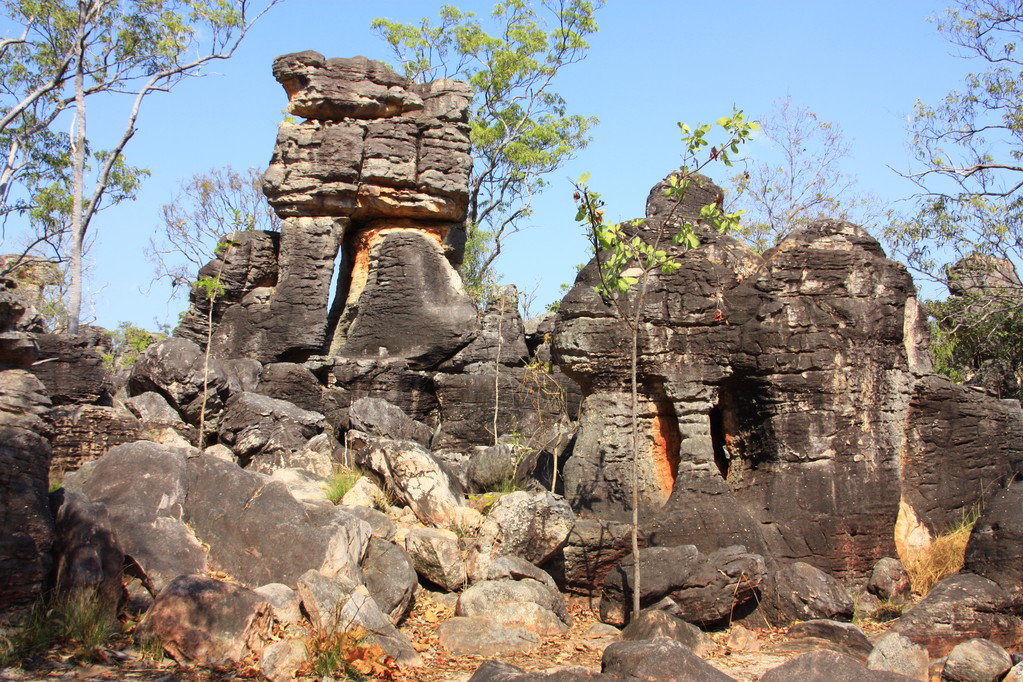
left=903, top=508, right=981, bottom=596
left=302, top=626, right=395, bottom=680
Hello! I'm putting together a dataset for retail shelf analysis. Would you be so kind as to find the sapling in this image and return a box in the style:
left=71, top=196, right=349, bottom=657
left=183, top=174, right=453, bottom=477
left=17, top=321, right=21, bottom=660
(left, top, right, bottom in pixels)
left=573, top=109, right=757, bottom=620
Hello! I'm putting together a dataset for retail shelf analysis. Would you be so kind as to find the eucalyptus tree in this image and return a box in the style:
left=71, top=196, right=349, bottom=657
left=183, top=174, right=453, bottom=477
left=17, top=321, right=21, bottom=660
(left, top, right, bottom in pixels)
left=0, top=0, right=284, bottom=332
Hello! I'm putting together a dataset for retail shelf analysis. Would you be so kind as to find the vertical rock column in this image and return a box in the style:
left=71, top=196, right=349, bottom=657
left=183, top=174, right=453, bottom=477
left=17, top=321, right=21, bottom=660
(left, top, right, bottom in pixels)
left=179, top=52, right=478, bottom=366
left=263, top=52, right=478, bottom=369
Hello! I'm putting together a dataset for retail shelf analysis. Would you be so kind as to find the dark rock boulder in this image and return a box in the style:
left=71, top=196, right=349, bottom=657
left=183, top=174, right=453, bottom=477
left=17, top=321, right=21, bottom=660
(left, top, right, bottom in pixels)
left=49, top=489, right=124, bottom=620
left=868, top=557, right=912, bottom=603
left=184, top=454, right=371, bottom=587
left=174, top=227, right=340, bottom=364
left=327, top=358, right=440, bottom=428
left=768, top=561, right=855, bottom=623
left=894, top=573, right=1023, bottom=656
left=543, top=518, right=638, bottom=597
left=600, top=544, right=766, bottom=627
left=785, top=620, right=873, bottom=660
left=128, top=337, right=230, bottom=426
left=439, top=285, right=530, bottom=372
left=362, top=538, right=417, bottom=624
left=942, top=638, right=1013, bottom=682
left=348, top=396, right=432, bottom=447
left=255, top=362, right=324, bottom=414
left=759, top=650, right=918, bottom=682
left=216, top=391, right=327, bottom=470
left=620, top=610, right=716, bottom=656
left=63, top=441, right=206, bottom=592
left=964, top=482, right=1023, bottom=597
left=136, top=575, right=273, bottom=667
left=601, top=639, right=736, bottom=681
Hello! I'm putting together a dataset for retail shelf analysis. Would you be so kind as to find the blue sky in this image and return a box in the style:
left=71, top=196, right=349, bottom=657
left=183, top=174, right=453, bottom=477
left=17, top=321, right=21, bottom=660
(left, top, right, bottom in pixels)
left=14, top=1, right=975, bottom=330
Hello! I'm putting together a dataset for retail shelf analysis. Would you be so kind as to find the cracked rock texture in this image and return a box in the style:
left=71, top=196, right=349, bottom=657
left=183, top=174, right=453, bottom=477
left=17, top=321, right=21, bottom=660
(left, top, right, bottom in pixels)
left=552, top=173, right=1023, bottom=580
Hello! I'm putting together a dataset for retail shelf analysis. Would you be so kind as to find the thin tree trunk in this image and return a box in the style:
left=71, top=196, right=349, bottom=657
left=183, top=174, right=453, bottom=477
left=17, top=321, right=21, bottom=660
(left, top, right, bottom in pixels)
left=67, top=7, right=87, bottom=335
left=630, top=275, right=651, bottom=621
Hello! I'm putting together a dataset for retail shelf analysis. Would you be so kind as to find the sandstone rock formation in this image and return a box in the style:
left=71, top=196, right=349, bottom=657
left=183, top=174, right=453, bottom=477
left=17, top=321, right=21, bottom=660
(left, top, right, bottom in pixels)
left=552, top=174, right=1023, bottom=582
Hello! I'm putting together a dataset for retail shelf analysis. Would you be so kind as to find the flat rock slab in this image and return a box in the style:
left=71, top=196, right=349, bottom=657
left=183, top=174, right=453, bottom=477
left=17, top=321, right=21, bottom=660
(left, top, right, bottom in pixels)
left=601, top=639, right=736, bottom=681
left=438, top=616, right=539, bottom=656
left=760, top=650, right=919, bottom=682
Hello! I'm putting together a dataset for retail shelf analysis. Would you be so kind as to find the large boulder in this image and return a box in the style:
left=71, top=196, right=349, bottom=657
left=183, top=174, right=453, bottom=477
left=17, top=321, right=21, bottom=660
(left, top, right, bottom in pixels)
left=404, top=527, right=467, bottom=591
left=759, top=650, right=918, bottom=682
left=254, top=362, right=324, bottom=414
left=355, top=437, right=464, bottom=526
left=362, top=538, right=418, bottom=624
left=894, top=573, right=1023, bottom=656
left=63, top=441, right=206, bottom=592
left=600, top=544, right=766, bottom=627
left=471, top=490, right=574, bottom=574
left=128, top=337, right=230, bottom=426
left=50, top=489, right=125, bottom=620
left=216, top=391, right=328, bottom=470
left=185, top=454, right=371, bottom=587
left=601, top=639, right=736, bottom=682
left=136, top=575, right=273, bottom=667
left=348, top=397, right=432, bottom=447
left=768, top=561, right=855, bottom=623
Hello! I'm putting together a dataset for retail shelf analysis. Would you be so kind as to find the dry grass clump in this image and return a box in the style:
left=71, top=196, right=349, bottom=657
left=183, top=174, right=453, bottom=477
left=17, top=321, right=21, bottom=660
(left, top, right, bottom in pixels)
left=903, top=508, right=980, bottom=596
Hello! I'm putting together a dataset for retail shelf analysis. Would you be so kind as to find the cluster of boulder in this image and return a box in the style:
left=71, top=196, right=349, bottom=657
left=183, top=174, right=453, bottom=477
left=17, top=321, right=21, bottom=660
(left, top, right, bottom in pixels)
left=2, top=51, right=1023, bottom=681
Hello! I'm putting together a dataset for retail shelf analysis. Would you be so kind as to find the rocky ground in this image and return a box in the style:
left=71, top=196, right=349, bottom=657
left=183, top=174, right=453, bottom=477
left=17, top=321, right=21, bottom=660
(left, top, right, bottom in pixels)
left=0, top=592, right=901, bottom=682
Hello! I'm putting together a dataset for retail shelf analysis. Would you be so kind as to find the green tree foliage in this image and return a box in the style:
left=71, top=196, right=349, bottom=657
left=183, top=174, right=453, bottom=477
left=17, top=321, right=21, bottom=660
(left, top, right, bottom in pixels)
left=729, top=96, right=879, bottom=252
left=0, top=0, right=284, bottom=334
left=372, top=0, right=602, bottom=301
left=885, top=0, right=1023, bottom=391
left=573, top=109, right=758, bottom=620
left=100, top=320, right=165, bottom=372
left=148, top=166, right=281, bottom=293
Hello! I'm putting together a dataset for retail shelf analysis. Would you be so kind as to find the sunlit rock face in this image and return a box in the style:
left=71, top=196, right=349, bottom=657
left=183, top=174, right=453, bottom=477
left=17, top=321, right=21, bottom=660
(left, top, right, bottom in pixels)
left=177, top=52, right=476, bottom=367
left=552, top=173, right=957, bottom=580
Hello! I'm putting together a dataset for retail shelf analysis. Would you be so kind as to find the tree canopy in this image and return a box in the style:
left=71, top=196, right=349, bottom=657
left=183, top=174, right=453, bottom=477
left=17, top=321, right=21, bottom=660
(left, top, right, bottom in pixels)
left=0, top=0, right=283, bottom=332
left=885, top=0, right=1023, bottom=395
left=373, top=0, right=602, bottom=302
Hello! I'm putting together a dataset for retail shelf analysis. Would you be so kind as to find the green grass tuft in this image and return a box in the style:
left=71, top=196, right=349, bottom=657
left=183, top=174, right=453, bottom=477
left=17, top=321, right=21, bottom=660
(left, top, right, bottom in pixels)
left=326, top=467, right=363, bottom=505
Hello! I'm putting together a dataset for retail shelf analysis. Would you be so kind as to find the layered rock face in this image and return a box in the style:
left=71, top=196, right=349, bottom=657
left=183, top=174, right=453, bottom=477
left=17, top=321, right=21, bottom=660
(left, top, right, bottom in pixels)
left=174, top=52, right=569, bottom=451
left=0, top=282, right=53, bottom=607
left=177, top=52, right=477, bottom=367
left=553, top=174, right=1023, bottom=579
